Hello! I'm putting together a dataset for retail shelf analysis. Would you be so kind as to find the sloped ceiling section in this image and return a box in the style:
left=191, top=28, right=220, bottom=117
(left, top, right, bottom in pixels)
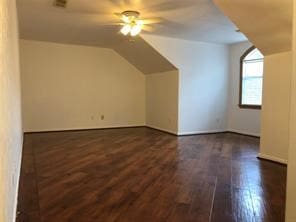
left=17, top=0, right=246, bottom=74
left=214, top=0, right=293, bottom=55
left=113, top=37, right=176, bottom=74
left=17, top=0, right=178, bottom=74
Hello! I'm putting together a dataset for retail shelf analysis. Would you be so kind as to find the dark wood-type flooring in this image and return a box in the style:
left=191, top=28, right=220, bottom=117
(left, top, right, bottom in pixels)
left=17, top=127, right=287, bottom=222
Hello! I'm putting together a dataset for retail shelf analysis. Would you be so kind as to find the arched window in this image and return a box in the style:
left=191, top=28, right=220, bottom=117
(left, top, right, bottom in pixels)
left=239, top=46, right=264, bottom=109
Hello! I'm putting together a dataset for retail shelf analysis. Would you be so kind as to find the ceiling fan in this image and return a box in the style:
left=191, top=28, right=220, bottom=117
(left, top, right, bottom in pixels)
left=53, top=0, right=189, bottom=37
left=118, top=10, right=150, bottom=36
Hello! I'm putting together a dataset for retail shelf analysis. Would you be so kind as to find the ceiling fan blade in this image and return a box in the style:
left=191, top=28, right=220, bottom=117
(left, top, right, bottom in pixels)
left=114, top=12, right=123, bottom=17
left=155, top=18, right=186, bottom=30
left=96, top=22, right=123, bottom=26
left=141, top=17, right=164, bottom=25
left=141, top=25, right=155, bottom=32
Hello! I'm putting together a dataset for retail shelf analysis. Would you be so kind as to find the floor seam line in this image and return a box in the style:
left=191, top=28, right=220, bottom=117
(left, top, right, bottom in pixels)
left=209, top=176, right=218, bottom=222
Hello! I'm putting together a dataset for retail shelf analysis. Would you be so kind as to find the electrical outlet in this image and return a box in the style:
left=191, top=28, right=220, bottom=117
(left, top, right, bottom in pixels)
left=101, top=115, right=105, bottom=120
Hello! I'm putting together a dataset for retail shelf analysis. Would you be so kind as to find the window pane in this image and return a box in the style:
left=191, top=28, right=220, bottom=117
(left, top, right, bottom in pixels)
left=245, top=48, right=264, bottom=60
left=242, top=76, right=263, bottom=105
left=243, top=60, right=264, bottom=77
left=241, top=59, right=263, bottom=105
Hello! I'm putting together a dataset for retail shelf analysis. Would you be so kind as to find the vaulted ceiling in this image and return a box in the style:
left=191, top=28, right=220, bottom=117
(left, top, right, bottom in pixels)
left=214, top=0, right=293, bottom=55
left=17, top=0, right=247, bottom=74
left=17, top=0, right=246, bottom=45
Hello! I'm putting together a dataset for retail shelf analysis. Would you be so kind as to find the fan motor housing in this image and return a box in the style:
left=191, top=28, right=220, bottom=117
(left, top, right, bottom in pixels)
left=122, top=11, right=140, bottom=18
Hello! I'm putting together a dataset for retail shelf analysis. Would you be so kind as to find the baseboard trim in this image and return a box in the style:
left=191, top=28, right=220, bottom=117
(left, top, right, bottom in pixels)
left=24, top=126, right=261, bottom=140
left=146, top=127, right=260, bottom=138
left=257, top=153, right=288, bottom=165
left=176, top=130, right=259, bottom=138
left=145, top=126, right=178, bottom=136
left=227, top=129, right=260, bottom=138
left=24, top=125, right=145, bottom=134
left=177, top=130, right=227, bottom=136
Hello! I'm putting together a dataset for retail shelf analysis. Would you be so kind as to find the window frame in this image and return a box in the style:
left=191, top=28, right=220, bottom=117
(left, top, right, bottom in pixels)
left=239, top=46, right=262, bottom=110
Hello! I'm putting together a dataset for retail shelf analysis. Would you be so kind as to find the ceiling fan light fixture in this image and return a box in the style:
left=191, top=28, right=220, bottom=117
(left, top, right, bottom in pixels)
left=130, top=24, right=142, bottom=36
left=121, top=11, right=140, bottom=19
left=119, top=10, right=143, bottom=37
left=121, top=15, right=130, bottom=24
left=121, top=24, right=132, bottom=35
left=136, top=20, right=144, bottom=26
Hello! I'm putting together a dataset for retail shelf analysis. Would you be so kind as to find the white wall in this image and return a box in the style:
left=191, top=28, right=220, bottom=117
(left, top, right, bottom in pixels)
left=143, top=34, right=229, bottom=135
left=146, top=70, right=179, bottom=134
left=227, top=41, right=261, bottom=136
left=259, top=51, right=292, bottom=163
left=0, top=0, right=23, bottom=221
left=20, top=40, right=146, bottom=132
left=21, top=37, right=262, bottom=138
left=286, top=1, right=296, bottom=219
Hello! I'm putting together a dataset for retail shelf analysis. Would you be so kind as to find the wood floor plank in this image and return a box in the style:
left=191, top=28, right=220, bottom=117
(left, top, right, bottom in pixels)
left=17, top=128, right=286, bottom=222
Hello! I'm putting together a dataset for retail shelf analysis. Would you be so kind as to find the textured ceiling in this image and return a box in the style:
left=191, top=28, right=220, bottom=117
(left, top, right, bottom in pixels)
left=17, top=0, right=246, bottom=45
left=16, top=0, right=247, bottom=74
left=214, top=0, right=293, bottom=55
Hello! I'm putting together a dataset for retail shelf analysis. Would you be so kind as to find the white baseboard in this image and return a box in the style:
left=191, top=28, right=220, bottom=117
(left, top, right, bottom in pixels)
left=258, top=153, right=288, bottom=165
left=177, top=129, right=226, bottom=136
left=178, top=129, right=260, bottom=137
left=24, top=125, right=145, bottom=133
left=146, top=125, right=178, bottom=135
left=147, top=127, right=260, bottom=137
left=227, top=129, right=260, bottom=137
left=24, top=126, right=260, bottom=139
left=147, top=126, right=226, bottom=136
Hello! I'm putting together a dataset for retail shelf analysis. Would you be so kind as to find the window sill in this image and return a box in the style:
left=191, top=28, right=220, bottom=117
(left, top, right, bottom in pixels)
left=239, top=104, right=261, bottom=110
